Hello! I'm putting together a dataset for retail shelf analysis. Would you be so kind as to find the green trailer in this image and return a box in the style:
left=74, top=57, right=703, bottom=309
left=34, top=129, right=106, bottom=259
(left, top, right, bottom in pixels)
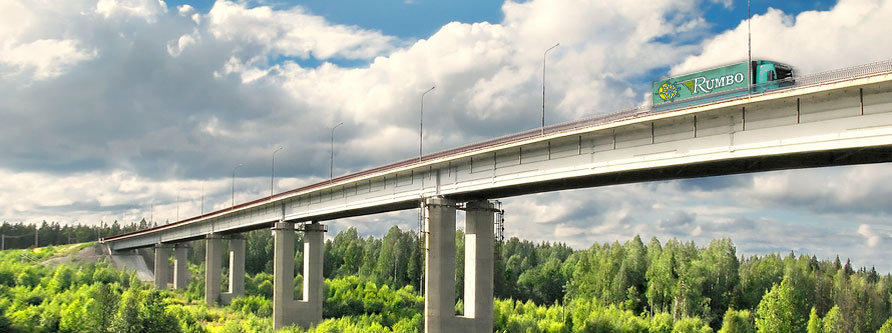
left=652, top=60, right=793, bottom=107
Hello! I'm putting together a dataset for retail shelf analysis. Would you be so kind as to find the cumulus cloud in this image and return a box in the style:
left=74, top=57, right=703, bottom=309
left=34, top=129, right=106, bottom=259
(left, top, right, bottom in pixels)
left=0, top=1, right=97, bottom=81
left=745, top=165, right=892, bottom=216
left=207, top=1, right=396, bottom=60
left=673, top=0, right=892, bottom=75
left=95, top=0, right=168, bottom=21
left=0, top=39, right=97, bottom=80
left=858, top=224, right=881, bottom=248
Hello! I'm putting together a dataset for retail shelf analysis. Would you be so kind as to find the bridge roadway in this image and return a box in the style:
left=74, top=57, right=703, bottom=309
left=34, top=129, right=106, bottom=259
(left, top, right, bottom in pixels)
left=102, top=61, right=892, bottom=331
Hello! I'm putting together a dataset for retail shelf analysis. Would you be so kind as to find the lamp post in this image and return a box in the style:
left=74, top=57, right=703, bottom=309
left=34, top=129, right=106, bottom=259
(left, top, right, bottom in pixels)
left=542, top=42, right=559, bottom=135
left=330, top=122, right=343, bottom=183
left=747, top=0, right=752, bottom=95
left=270, top=146, right=284, bottom=197
left=232, top=163, right=243, bottom=208
left=419, top=86, right=435, bottom=162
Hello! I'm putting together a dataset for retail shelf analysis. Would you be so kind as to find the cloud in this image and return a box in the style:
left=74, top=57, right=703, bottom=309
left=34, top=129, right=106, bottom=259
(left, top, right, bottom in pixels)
left=709, top=0, right=733, bottom=9
left=746, top=165, right=892, bottom=216
left=207, top=1, right=397, bottom=60
left=0, top=39, right=97, bottom=80
left=659, top=211, right=696, bottom=229
left=673, top=0, right=892, bottom=75
left=676, top=174, right=753, bottom=192
left=857, top=224, right=881, bottom=248
left=0, top=1, right=97, bottom=81
left=95, top=0, right=167, bottom=21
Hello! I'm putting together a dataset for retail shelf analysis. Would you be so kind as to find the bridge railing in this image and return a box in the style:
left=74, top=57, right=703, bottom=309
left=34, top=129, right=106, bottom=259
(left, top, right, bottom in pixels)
left=397, top=58, right=892, bottom=179
left=797, top=59, right=892, bottom=86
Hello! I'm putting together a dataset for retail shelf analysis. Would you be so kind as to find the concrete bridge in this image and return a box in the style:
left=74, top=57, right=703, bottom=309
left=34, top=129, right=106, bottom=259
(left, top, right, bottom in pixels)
left=102, top=60, right=892, bottom=331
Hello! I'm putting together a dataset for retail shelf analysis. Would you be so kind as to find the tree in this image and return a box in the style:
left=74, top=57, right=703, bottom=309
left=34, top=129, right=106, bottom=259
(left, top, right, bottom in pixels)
left=807, top=307, right=823, bottom=333
left=137, top=290, right=180, bottom=333
left=822, top=305, right=843, bottom=333
left=647, top=239, right=677, bottom=314
left=59, top=299, right=87, bottom=333
left=718, top=308, right=754, bottom=333
left=878, top=316, right=892, bottom=333
left=756, top=277, right=805, bottom=332
left=85, top=283, right=119, bottom=332
left=111, top=289, right=142, bottom=333
left=701, top=238, right=740, bottom=325
left=245, top=229, right=273, bottom=275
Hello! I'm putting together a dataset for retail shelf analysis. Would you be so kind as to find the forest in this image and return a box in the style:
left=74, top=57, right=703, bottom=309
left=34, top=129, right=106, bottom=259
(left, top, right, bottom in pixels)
left=2, top=220, right=892, bottom=332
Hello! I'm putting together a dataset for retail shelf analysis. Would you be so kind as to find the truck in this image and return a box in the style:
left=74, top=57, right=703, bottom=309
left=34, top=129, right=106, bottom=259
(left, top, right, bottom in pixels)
left=652, top=60, right=794, bottom=107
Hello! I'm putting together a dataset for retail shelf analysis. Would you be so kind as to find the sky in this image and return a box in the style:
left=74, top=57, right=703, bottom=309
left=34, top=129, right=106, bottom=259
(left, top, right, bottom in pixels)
left=2, top=0, right=892, bottom=271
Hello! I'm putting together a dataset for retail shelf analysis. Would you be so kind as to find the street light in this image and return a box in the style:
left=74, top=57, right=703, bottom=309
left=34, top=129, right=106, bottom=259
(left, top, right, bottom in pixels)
left=232, top=163, right=243, bottom=208
left=270, top=146, right=284, bottom=197
left=330, top=122, right=344, bottom=183
left=420, top=86, right=435, bottom=162
left=542, top=42, right=559, bottom=135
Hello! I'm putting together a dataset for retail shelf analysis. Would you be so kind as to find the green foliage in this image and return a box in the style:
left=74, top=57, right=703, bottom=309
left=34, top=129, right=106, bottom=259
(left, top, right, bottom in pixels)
left=229, top=295, right=272, bottom=317
left=651, top=312, right=674, bottom=333
left=879, top=316, right=892, bottom=333
left=807, top=307, right=823, bottom=333
left=111, top=288, right=143, bottom=333
left=324, top=275, right=422, bottom=328
left=755, top=277, right=803, bottom=332
left=822, top=305, right=842, bottom=333
left=672, top=317, right=713, bottom=332
left=717, top=308, right=754, bottom=333
left=2, top=231, right=892, bottom=333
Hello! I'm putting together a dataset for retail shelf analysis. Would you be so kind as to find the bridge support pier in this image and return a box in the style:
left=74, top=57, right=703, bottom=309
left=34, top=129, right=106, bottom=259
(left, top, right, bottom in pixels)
left=220, top=235, right=246, bottom=305
left=153, top=244, right=172, bottom=289
left=424, top=198, right=495, bottom=332
left=173, top=244, right=190, bottom=289
left=205, top=233, right=223, bottom=305
left=272, top=221, right=325, bottom=330
left=460, top=200, right=495, bottom=332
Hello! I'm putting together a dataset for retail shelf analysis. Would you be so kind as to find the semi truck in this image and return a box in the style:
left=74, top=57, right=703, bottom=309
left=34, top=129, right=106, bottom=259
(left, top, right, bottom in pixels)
left=652, top=60, right=794, bottom=107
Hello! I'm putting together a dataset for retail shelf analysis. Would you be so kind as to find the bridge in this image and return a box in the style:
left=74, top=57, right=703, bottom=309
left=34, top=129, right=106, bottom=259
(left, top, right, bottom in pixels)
left=102, top=60, right=892, bottom=331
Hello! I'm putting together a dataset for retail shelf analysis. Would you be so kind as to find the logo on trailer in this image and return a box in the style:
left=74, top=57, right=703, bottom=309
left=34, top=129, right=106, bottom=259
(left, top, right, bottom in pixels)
left=657, top=82, right=680, bottom=102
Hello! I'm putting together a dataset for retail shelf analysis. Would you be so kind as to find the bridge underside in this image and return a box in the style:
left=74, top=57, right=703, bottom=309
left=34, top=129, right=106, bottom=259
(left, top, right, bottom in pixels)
left=460, top=145, right=892, bottom=201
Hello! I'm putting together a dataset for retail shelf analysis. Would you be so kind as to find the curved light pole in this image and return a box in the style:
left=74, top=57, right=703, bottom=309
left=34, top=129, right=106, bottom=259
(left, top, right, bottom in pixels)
left=330, top=122, right=344, bottom=183
left=542, top=42, right=559, bottom=135
left=270, top=146, right=284, bottom=198
left=420, top=86, right=435, bottom=162
left=231, top=163, right=243, bottom=208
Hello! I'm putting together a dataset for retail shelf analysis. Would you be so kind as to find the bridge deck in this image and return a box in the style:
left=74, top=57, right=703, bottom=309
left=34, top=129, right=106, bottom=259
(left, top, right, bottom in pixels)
left=103, top=63, right=892, bottom=251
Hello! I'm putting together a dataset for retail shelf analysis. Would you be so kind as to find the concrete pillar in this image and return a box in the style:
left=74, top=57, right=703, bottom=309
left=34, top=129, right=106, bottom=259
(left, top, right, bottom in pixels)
left=220, top=235, right=245, bottom=305
left=424, top=198, right=495, bottom=332
left=297, top=222, right=325, bottom=323
left=205, top=233, right=223, bottom=306
left=153, top=244, right=172, bottom=289
left=461, top=200, right=495, bottom=332
left=272, top=222, right=296, bottom=330
left=272, top=221, right=326, bottom=330
left=173, top=244, right=190, bottom=289
left=424, top=197, right=457, bottom=332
